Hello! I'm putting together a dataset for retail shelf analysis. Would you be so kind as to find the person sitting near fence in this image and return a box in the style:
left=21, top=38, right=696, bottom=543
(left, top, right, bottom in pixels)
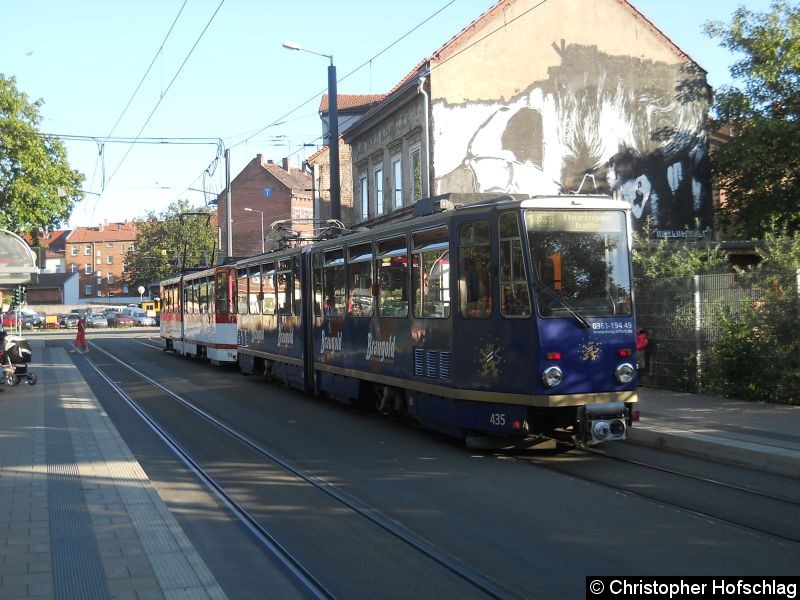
left=636, top=328, right=649, bottom=371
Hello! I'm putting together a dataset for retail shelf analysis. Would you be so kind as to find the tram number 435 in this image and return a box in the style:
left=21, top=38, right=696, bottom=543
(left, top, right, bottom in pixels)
left=489, top=413, right=506, bottom=426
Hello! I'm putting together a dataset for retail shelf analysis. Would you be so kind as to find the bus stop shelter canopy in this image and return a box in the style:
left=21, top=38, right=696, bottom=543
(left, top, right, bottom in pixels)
left=0, top=229, right=38, bottom=286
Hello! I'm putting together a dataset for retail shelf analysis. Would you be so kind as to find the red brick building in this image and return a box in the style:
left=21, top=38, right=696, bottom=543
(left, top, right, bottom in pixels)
left=65, top=221, right=139, bottom=300
left=217, top=155, right=313, bottom=260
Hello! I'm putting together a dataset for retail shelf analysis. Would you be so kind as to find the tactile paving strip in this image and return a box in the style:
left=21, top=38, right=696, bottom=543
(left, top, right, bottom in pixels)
left=46, top=397, right=110, bottom=600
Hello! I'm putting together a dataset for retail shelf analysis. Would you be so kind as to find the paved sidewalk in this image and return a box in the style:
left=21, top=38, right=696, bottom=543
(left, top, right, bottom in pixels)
left=631, top=387, right=800, bottom=478
left=0, top=338, right=226, bottom=599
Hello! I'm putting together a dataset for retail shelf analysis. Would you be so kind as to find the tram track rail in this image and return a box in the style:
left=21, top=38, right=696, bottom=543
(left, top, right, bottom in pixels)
left=132, top=336, right=800, bottom=547
left=582, top=446, right=800, bottom=507
left=512, top=444, right=800, bottom=545
left=86, top=341, right=520, bottom=600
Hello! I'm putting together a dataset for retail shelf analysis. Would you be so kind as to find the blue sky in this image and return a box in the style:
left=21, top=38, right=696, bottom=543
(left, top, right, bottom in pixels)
left=1, top=0, right=775, bottom=229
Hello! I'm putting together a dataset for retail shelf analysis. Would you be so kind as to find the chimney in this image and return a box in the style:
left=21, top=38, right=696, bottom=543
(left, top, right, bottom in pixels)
left=282, top=157, right=290, bottom=172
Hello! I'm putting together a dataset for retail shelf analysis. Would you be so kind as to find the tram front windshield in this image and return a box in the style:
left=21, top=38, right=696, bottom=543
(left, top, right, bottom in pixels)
left=525, top=209, right=632, bottom=318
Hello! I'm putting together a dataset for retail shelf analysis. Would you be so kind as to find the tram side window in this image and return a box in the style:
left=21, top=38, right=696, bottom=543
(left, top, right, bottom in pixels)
left=348, top=242, right=374, bottom=317
left=412, top=226, right=450, bottom=319
left=312, top=253, right=323, bottom=316
left=262, top=263, right=276, bottom=315
left=196, top=280, right=202, bottom=313
left=458, top=221, right=492, bottom=319
left=499, top=212, right=532, bottom=318
left=323, top=248, right=346, bottom=316
left=216, top=271, right=229, bottom=315
left=376, top=235, right=408, bottom=317
left=292, top=255, right=303, bottom=315
left=199, top=279, right=209, bottom=313
left=183, top=284, right=191, bottom=314
left=208, top=277, right=215, bottom=313
left=248, top=265, right=261, bottom=314
left=277, top=259, right=292, bottom=315
left=236, top=268, right=248, bottom=314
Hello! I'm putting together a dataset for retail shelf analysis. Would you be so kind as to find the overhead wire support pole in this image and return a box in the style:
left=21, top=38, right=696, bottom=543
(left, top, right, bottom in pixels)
left=226, top=148, right=232, bottom=261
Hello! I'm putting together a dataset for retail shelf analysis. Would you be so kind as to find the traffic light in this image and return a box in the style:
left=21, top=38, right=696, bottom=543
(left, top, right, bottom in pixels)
left=10, top=286, right=26, bottom=307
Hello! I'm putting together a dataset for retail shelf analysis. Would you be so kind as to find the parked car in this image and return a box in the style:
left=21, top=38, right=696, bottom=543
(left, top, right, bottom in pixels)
left=62, top=312, right=81, bottom=328
left=20, top=311, right=44, bottom=329
left=106, top=312, right=133, bottom=327
left=2, top=312, right=18, bottom=328
left=123, top=308, right=156, bottom=327
left=86, top=313, right=108, bottom=328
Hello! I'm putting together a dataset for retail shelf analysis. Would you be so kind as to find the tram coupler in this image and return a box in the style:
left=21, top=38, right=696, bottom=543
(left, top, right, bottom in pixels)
left=577, top=402, right=627, bottom=445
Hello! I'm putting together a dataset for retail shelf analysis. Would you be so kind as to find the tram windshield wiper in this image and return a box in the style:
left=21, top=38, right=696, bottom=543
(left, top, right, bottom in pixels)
left=534, top=281, right=591, bottom=328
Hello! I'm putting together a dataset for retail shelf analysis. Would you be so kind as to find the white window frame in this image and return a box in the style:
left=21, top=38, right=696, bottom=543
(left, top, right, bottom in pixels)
left=392, top=154, right=402, bottom=209
left=84, top=244, right=91, bottom=255
left=374, top=166, right=384, bottom=216
left=71, top=246, right=78, bottom=256
left=85, top=284, right=92, bottom=296
left=84, top=264, right=92, bottom=275
left=107, top=273, right=114, bottom=284
left=107, top=256, right=113, bottom=264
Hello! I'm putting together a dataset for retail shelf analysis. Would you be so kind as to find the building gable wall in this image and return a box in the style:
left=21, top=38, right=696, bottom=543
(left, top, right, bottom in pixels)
left=429, top=0, right=711, bottom=238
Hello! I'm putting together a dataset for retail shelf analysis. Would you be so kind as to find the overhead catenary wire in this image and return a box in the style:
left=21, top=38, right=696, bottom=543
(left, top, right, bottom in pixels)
left=230, top=0, right=456, bottom=150
left=102, top=0, right=226, bottom=193
left=103, top=0, right=189, bottom=144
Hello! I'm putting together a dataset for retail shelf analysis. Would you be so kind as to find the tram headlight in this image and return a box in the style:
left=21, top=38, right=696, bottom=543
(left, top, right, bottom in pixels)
left=615, top=362, right=635, bottom=384
left=541, top=366, right=563, bottom=388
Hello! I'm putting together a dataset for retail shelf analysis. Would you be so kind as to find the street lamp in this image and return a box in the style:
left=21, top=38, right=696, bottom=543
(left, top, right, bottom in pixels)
left=282, top=40, right=340, bottom=222
left=244, top=207, right=265, bottom=253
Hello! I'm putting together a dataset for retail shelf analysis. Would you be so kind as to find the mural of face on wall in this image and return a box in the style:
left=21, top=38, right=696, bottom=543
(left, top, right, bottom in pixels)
left=435, top=43, right=712, bottom=237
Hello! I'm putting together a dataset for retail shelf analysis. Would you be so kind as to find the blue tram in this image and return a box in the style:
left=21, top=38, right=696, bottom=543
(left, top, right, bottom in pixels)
left=228, top=194, right=638, bottom=446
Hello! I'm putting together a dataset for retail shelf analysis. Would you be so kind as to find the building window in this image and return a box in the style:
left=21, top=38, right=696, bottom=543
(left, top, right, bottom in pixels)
left=85, top=284, right=92, bottom=296
left=107, top=256, right=113, bottom=264
left=71, top=264, right=77, bottom=273
left=106, top=242, right=114, bottom=248
left=392, top=154, right=402, bottom=209
left=107, top=273, right=114, bottom=284
left=410, top=143, right=422, bottom=202
left=71, top=246, right=78, bottom=256
left=84, top=264, right=92, bottom=275
left=123, top=261, right=129, bottom=272
left=84, top=244, right=91, bottom=255
left=129, top=244, right=135, bottom=252
left=374, top=166, right=384, bottom=216
left=359, top=173, right=368, bottom=221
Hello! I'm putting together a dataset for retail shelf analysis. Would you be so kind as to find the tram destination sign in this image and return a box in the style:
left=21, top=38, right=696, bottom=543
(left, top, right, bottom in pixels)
left=527, top=210, right=624, bottom=233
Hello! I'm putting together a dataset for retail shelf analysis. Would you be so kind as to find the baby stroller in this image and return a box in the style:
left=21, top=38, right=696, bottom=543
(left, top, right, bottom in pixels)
left=0, top=331, right=37, bottom=386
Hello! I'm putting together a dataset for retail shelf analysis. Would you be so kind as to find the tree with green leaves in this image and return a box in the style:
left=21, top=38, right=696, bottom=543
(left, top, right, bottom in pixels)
left=125, top=199, right=217, bottom=290
left=0, top=74, right=84, bottom=233
left=705, top=1, right=800, bottom=239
